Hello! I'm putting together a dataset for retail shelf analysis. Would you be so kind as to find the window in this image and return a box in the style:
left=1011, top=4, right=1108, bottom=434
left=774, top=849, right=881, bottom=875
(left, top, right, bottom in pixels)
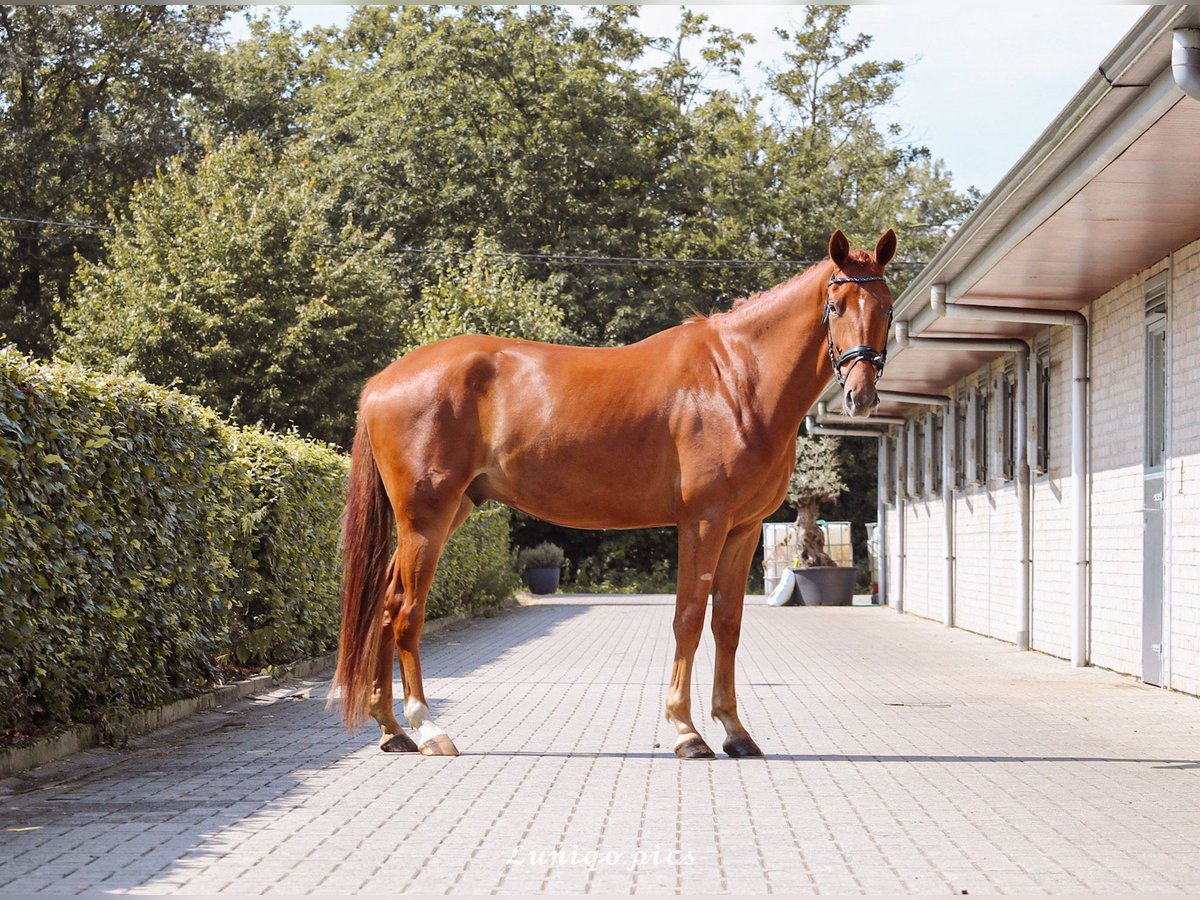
left=926, top=411, right=942, bottom=495
left=908, top=419, right=922, bottom=498
left=1032, top=337, right=1050, bottom=475
left=1145, top=271, right=1168, bottom=470
left=966, top=382, right=988, bottom=485
left=996, top=368, right=1015, bottom=482
left=954, top=394, right=966, bottom=489
left=881, top=436, right=895, bottom=503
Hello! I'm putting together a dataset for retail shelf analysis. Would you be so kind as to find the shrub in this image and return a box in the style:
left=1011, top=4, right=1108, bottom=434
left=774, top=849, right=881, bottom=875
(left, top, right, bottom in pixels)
left=430, top=502, right=519, bottom=618
left=0, top=348, right=516, bottom=743
left=515, top=542, right=565, bottom=571
left=0, top=348, right=238, bottom=740
left=224, top=427, right=347, bottom=666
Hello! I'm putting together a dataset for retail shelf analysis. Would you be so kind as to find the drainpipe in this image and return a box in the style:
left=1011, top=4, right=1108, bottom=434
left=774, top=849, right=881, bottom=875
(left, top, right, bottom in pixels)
left=815, top=401, right=908, bottom=427
left=926, top=286, right=1090, bottom=667
left=804, top=416, right=894, bottom=607
left=877, top=390, right=956, bottom=628
left=894, top=422, right=906, bottom=615
left=1174, top=29, right=1200, bottom=101
left=896, top=317, right=1031, bottom=649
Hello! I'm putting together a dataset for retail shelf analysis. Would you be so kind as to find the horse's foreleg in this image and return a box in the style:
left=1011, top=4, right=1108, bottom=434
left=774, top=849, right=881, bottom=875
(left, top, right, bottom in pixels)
left=369, top=556, right=418, bottom=752
left=666, top=517, right=727, bottom=760
left=394, top=497, right=474, bottom=757
left=710, top=522, right=764, bottom=758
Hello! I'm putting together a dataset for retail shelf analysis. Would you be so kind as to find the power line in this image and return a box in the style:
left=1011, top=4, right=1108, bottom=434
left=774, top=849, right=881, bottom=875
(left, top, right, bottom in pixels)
left=0, top=213, right=928, bottom=269
left=362, top=245, right=928, bottom=270
left=0, top=214, right=113, bottom=232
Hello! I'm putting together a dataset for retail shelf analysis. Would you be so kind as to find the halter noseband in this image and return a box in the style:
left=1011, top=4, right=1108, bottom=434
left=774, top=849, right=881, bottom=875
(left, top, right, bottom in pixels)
left=824, top=274, right=893, bottom=387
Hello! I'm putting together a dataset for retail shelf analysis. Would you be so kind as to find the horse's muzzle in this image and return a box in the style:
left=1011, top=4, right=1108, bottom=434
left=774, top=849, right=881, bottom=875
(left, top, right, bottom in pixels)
left=843, top=383, right=878, bottom=418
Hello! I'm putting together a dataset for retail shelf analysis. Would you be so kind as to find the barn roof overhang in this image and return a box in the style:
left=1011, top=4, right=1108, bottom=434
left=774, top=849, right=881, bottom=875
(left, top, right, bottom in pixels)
left=814, top=5, right=1200, bottom=421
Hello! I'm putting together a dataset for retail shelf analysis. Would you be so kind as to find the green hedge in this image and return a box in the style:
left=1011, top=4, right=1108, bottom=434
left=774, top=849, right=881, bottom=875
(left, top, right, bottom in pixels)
left=224, top=426, right=346, bottom=667
left=429, top=501, right=518, bottom=619
left=0, top=349, right=514, bottom=743
left=0, top=350, right=238, bottom=738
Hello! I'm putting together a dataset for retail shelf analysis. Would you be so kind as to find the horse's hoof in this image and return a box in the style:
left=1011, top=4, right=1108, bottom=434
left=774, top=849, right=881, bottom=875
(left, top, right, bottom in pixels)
left=723, top=735, right=764, bottom=758
left=380, top=732, right=419, bottom=753
left=674, top=735, right=716, bottom=760
left=419, top=734, right=460, bottom=757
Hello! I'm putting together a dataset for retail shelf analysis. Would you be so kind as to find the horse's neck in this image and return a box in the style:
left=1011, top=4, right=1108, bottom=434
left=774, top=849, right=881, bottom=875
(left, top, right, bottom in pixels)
left=715, top=262, right=834, bottom=439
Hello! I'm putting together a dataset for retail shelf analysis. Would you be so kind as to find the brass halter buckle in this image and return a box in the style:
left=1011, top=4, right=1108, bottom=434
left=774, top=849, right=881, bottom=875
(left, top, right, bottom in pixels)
left=824, top=274, right=893, bottom=387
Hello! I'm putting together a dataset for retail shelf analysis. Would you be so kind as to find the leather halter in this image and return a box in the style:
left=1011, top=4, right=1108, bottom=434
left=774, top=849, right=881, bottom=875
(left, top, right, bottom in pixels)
left=824, top=273, right=893, bottom=387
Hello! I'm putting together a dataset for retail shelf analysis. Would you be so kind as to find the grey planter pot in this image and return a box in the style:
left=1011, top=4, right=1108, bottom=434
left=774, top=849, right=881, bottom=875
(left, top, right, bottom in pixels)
left=788, top=566, right=855, bottom=606
left=525, top=566, right=561, bottom=595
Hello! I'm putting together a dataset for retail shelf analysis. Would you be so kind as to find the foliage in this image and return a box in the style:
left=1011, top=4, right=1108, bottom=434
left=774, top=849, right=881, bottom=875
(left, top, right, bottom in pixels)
left=0, top=349, right=517, bottom=743
left=8, top=4, right=984, bottom=596
left=224, top=427, right=347, bottom=666
left=59, top=134, right=401, bottom=448
left=0, top=348, right=238, bottom=740
left=788, top=433, right=848, bottom=506
left=429, top=502, right=519, bottom=619
left=405, top=237, right=572, bottom=351
left=0, top=5, right=229, bottom=353
left=515, top=542, right=565, bottom=572
left=788, top=432, right=848, bottom=568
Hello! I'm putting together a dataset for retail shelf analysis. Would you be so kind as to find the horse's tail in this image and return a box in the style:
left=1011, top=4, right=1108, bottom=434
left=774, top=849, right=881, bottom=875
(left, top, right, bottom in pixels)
left=330, top=416, right=393, bottom=730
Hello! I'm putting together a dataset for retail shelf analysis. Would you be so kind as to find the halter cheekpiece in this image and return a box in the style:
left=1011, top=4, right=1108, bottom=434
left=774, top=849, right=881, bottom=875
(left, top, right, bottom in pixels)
left=824, top=273, right=893, bottom=386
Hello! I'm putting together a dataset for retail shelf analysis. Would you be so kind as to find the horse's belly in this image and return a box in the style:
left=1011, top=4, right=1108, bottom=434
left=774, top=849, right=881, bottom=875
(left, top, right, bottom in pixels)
left=471, top=449, right=677, bottom=530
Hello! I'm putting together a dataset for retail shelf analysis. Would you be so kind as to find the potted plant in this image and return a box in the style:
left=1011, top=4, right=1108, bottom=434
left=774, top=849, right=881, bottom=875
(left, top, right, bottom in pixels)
left=516, top=542, right=565, bottom=595
left=786, top=431, right=855, bottom=606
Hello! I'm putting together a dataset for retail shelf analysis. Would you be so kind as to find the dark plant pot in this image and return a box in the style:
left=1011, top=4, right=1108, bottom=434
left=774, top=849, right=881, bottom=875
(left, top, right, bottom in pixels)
left=789, top=566, right=855, bottom=606
left=525, top=566, right=560, bottom=595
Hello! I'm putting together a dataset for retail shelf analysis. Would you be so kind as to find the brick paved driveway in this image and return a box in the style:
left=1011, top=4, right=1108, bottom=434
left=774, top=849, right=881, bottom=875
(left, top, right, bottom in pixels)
left=4, top=594, right=1200, bottom=895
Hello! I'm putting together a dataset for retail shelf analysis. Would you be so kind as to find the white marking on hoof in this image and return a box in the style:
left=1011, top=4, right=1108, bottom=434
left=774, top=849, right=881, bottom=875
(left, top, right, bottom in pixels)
left=405, top=698, right=448, bottom=744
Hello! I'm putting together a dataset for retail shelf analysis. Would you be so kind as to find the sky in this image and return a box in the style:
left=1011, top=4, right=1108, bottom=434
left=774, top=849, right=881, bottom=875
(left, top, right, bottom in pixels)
left=227, top=3, right=1150, bottom=196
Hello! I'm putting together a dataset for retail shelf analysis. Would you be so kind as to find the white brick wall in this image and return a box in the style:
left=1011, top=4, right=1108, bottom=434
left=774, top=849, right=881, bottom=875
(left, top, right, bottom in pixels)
left=881, top=238, right=1200, bottom=696
left=1168, top=237, right=1200, bottom=696
left=1088, top=270, right=1154, bottom=677
left=1030, top=324, right=1075, bottom=659
left=900, top=495, right=944, bottom=622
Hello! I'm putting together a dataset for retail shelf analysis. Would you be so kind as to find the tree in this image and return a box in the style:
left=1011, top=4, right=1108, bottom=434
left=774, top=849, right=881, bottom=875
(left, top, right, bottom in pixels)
left=0, top=5, right=228, bottom=354
left=404, top=236, right=571, bottom=351
left=59, top=135, right=401, bottom=447
left=788, top=433, right=848, bottom=567
left=764, top=5, right=977, bottom=293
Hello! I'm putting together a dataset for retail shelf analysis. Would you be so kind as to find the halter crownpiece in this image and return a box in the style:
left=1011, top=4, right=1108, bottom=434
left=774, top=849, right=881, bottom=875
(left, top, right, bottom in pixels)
left=824, top=273, right=894, bottom=387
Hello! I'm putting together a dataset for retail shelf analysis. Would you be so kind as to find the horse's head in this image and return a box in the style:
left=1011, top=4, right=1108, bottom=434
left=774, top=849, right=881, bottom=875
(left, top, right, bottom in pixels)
left=824, top=228, right=897, bottom=418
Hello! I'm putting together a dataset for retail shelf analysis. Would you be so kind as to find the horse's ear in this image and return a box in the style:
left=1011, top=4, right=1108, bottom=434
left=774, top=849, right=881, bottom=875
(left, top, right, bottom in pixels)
left=874, top=228, right=897, bottom=268
left=829, top=230, right=850, bottom=268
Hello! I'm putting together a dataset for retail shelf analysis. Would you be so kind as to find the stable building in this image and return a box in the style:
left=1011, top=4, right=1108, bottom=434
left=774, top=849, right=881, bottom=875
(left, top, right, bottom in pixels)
left=808, top=7, right=1200, bottom=693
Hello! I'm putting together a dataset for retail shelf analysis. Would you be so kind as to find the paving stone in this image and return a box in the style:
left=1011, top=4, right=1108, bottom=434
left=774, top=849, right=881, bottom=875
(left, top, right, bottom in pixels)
left=3, top=596, right=1200, bottom=894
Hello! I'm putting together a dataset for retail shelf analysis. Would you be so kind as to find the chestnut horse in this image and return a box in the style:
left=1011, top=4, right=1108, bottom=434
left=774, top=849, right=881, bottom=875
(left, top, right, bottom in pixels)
left=332, top=228, right=896, bottom=759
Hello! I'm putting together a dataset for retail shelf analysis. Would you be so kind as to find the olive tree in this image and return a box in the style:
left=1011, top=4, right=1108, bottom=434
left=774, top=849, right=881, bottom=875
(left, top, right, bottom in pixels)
left=787, top=432, right=848, bottom=567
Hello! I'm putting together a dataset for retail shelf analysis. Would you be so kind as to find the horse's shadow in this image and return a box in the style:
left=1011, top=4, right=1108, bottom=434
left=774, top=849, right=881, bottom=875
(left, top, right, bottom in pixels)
left=471, top=750, right=1200, bottom=770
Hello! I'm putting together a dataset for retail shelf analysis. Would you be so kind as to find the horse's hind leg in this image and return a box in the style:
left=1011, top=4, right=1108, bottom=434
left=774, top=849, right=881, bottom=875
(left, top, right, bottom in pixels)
left=368, top=554, right=419, bottom=752
left=394, top=496, right=474, bottom=757
left=710, top=522, right=764, bottom=758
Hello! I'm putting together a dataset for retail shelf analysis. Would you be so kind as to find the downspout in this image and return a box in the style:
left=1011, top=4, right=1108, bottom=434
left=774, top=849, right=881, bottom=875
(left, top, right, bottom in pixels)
left=896, top=317, right=1031, bottom=648
left=815, top=402, right=907, bottom=427
left=877, top=390, right=956, bottom=628
left=1174, top=29, right=1200, bottom=101
left=804, top=417, right=894, bottom=607
left=926, top=286, right=1090, bottom=667
left=894, top=421, right=907, bottom=615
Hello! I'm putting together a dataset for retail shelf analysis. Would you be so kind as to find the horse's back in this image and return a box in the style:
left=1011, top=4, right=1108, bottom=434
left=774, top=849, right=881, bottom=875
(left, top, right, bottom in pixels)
left=359, top=331, right=710, bottom=528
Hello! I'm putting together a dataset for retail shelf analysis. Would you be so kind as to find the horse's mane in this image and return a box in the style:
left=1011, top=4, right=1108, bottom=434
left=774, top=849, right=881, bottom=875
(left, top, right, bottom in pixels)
left=684, top=251, right=870, bottom=324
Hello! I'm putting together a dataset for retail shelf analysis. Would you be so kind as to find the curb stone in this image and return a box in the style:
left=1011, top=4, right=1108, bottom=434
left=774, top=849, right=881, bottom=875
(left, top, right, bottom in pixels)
left=0, top=596, right=518, bottom=783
